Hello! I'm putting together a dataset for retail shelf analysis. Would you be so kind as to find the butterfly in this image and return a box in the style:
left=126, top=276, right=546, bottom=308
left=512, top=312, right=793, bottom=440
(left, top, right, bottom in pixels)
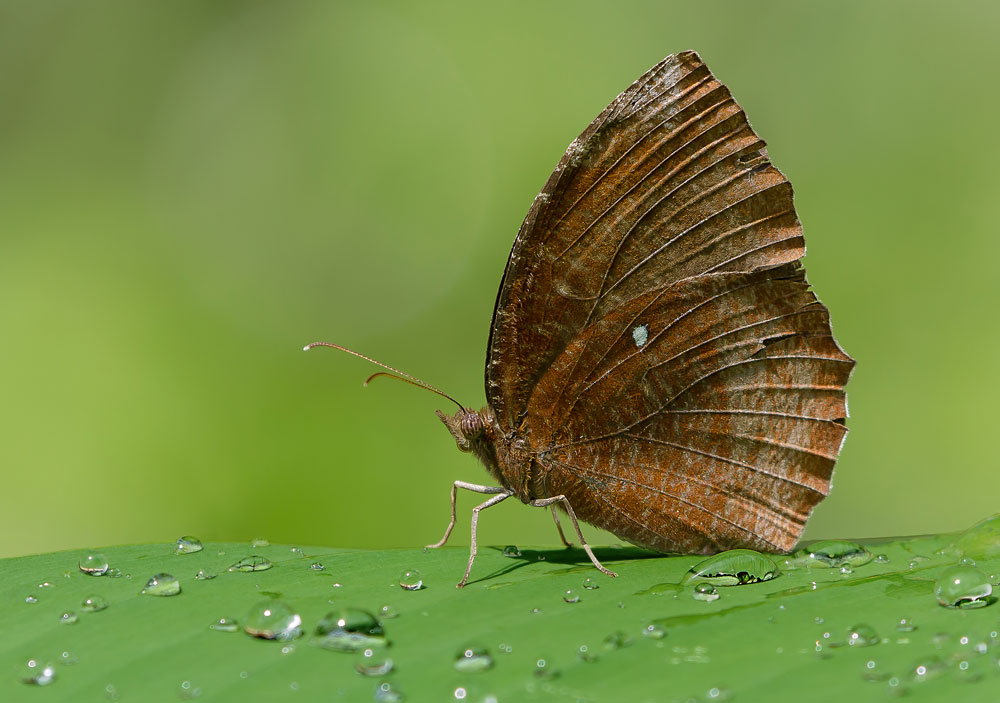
left=308, top=50, right=854, bottom=587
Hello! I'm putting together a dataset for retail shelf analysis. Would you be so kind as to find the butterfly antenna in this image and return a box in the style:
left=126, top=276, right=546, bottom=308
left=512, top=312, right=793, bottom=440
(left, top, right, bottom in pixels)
left=303, top=341, right=465, bottom=412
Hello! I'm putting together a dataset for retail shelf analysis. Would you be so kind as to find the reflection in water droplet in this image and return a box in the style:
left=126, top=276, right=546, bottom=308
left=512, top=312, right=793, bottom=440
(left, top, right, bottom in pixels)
left=79, top=553, right=109, bottom=576
left=374, top=680, right=404, bottom=702
left=194, top=570, right=216, bottom=581
left=795, top=540, right=873, bottom=568
left=582, top=577, right=599, bottom=590
left=313, top=608, right=386, bottom=651
left=59, top=611, right=78, bottom=625
left=310, top=563, right=325, bottom=571
left=179, top=680, right=202, bottom=699
left=244, top=601, right=302, bottom=640
left=175, top=536, right=203, bottom=555
left=847, top=623, right=879, bottom=647
left=24, top=596, right=37, bottom=604
left=874, top=554, right=890, bottom=564
left=229, top=556, right=272, bottom=572
left=563, top=589, right=580, bottom=603
left=141, top=573, right=181, bottom=596
left=398, top=570, right=423, bottom=591
left=251, top=538, right=270, bottom=548
left=683, top=549, right=779, bottom=586
left=896, top=617, right=916, bottom=632
left=934, top=566, right=993, bottom=608
left=502, top=545, right=521, bottom=558
left=643, top=623, right=666, bottom=639
left=210, top=617, right=240, bottom=632
left=19, top=659, right=56, bottom=686
left=454, top=645, right=494, bottom=672
left=692, top=583, right=720, bottom=602
left=82, top=594, right=109, bottom=612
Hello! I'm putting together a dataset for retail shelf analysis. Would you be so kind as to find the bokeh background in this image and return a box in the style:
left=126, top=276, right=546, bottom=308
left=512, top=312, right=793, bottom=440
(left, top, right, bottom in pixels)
left=2, top=1, right=998, bottom=558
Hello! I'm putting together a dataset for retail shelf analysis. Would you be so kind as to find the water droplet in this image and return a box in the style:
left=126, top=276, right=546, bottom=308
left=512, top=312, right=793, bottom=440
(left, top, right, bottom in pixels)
left=175, top=536, right=203, bottom=555
left=79, top=553, right=109, bottom=576
left=59, top=651, right=77, bottom=666
left=355, top=649, right=394, bottom=677
left=290, top=547, right=303, bottom=555
left=958, top=556, right=977, bottom=567
left=374, top=680, right=404, bottom=702
left=107, top=568, right=123, bottom=578
left=874, top=554, right=890, bottom=564
left=313, top=608, right=386, bottom=651
left=194, top=570, right=216, bottom=581
left=934, top=565, right=993, bottom=608
left=38, top=581, right=54, bottom=588
left=244, top=600, right=302, bottom=640
left=59, top=611, right=78, bottom=625
left=896, top=617, right=916, bottom=632
left=705, top=687, right=732, bottom=701
left=847, top=623, right=879, bottom=647
left=692, top=583, right=720, bottom=602
left=562, top=588, right=580, bottom=603
left=939, top=514, right=1000, bottom=560
left=82, top=594, right=109, bottom=612
left=911, top=656, right=947, bottom=682
left=228, top=556, right=272, bottom=572
left=602, top=631, right=630, bottom=650
left=310, top=562, right=325, bottom=571
left=141, top=573, right=181, bottom=596
left=582, top=577, right=599, bottom=590
left=862, top=658, right=889, bottom=681
left=839, top=565, right=853, bottom=576
left=642, top=623, right=666, bottom=639
left=398, top=569, right=423, bottom=590
left=454, top=645, right=494, bottom=672
left=377, top=605, right=398, bottom=619
left=908, top=556, right=929, bottom=569
left=18, top=658, right=56, bottom=686
left=453, top=687, right=467, bottom=700
left=533, top=657, right=558, bottom=680
left=683, top=549, right=779, bottom=586
left=795, top=540, right=873, bottom=568
left=178, top=680, right=202, bottom=699
left=210, top=617, right=240, bottom=632
left=502, top=545, right=521, bottom=558
left=250, top=537, right=270, bottom=547
left=24, top=595, right=37, bottom=604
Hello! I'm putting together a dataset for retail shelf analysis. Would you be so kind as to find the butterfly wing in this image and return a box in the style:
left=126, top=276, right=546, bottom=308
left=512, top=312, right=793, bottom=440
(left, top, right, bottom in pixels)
left=486, top=51, right=854, bottom=553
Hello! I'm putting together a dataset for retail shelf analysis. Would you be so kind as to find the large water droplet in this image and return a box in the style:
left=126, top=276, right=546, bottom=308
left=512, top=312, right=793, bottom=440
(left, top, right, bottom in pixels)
left=79, top=553, right=109, bottom=576
left=82, top=594, right=109, bottom=612
left=934, top=565, right=993, bottom=608
left=373, top=680, right=404, bottom=702
left=141, top=573, right=181, bottom=596
left=453, top=645, right=494, bottom=673
left=59, top=611, right=78, bottom=625
left=313, top=608, right=386, bottom=651
left=18, top=659, right=56, bottom=686
left=847, top=623, right=879, bottom=647
left=683, top=549, right=779, bottom=586
left=175, top=536, right=203, bottom=555
left=692, top=583, right=720, bottom=602
left=244, top=601, right=302, bottom=640
left=210, top=617, right=240, bottom=633
left=795, top=540, right=873, bottom=568
left=398, top=570, right=423, bottom=590
left=502, top=545, right=521, bottom=558
left=228, top=556, right=272, bottom=572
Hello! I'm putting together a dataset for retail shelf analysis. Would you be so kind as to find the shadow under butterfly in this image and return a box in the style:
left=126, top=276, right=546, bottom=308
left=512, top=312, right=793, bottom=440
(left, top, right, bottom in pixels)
left=307, top=50, right=855, bottom=587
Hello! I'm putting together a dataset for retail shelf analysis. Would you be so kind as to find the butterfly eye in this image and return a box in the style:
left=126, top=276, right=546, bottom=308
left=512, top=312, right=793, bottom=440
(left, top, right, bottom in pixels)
left=459, top=412, right=484, bottom=440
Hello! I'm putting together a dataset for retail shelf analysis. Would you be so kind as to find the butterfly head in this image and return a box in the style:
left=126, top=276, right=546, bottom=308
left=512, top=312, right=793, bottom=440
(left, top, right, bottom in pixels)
left=436, top=408, right=487, bottom=453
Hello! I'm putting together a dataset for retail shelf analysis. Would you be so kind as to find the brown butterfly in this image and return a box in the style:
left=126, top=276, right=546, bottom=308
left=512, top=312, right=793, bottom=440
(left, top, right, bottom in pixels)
left=308, top=50, right=854, bottom=587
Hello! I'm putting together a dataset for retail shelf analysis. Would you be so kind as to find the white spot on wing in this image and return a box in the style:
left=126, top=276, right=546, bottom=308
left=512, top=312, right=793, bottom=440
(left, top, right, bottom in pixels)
left=632, top=324, right=649, bottom=348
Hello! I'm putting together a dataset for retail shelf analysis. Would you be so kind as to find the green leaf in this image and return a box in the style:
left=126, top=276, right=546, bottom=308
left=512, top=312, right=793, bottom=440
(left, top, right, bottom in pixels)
left=2, top=521, right=999, bottom=701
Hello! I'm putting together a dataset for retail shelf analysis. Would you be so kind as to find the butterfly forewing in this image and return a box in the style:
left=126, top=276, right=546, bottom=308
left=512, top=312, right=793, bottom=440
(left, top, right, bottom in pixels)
left=486, top=51, right=854, bottom=554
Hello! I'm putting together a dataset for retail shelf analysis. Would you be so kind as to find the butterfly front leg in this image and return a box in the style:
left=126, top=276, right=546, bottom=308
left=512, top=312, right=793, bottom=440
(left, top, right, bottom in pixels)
left=549, top=505, right=573, bottom=548
left=530, top=496, right=618, bottom=579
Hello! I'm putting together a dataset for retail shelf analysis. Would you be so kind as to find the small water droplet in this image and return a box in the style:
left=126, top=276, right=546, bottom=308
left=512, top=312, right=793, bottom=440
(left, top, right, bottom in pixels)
left=19, top=658, right=56, bottom=686
left=377, top=605, right=398, bottom=619
left=373, top=680, right=404, bottom=702
left=453, top=687, right=467, bottom=700
left=355, top=648, right=394, bottom=676
left=683, top=549, right=779, bottom=586
left=794, top=540, right=873, bottom=568
left=310, top=562, right=325, bottom=571
left=194, top=569, right=216, bottom=581
left=59, top=611, right=78, bottom=625
left=692, top=583, right=720, bottom=602
left=582, top=577, right=599, bottom=590
left=502, top=545, right=521, bottom=558
left=228, top=556, right=272, bottom=572
left=861, top=658, right=888, bottom=681
left=896, top=617, right=916, bottom=633
left=79, top=553, right=109, bottom=576
left=244, top=600, right=302, bottom=640
left=642, top=623, right=666, bottom=639
left=454, top=645, right=494, bottom=672
left=934, top=565, right=993, bottom=608
left=24, top=595, right=38, bottom=604
left=250, top=538, right=270, bottom=547
left=498, top=643, right=513, bottom=653
left=908, top=555, right=929, bottom=569
left=38, top=581, right=54, bottom=589
left=577, top=644, right=597, bottom=662
left=874, top=554, right=890, bottom=563
left=290, top=547, right=303, bottom=555
left=398, top=569, right=423, bottom=591
left=107, top=568, right=123, bottom=578
left=533, top=657, right=558, bottom=680
left=82, top=594, right=109, bottom=612
left=175, top=536, right=203, bottom=555
left=210, top=617, right=240, bottom=632
left=562, top=588, right=580, bottom=603
left=958, top=556, right=977, bottom=567
left=141, top=573, right=181, bottom=596
left=839, top=565, right=853, bottom=576
left=178, top=680, right=202, bottom=699
left=847, top=623, right=879, bottom=647
left=705, top=687, right=731, bottom=701
left=531, top=607, right=542, bottom=614
left=313, top=608, right=386, bottom=651
left=59, top=651, right=77, bottom=665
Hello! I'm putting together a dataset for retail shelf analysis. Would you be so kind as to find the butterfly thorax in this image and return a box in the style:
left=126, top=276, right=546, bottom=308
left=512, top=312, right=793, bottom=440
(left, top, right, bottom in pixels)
left=436, top=407, right=536, bottom=503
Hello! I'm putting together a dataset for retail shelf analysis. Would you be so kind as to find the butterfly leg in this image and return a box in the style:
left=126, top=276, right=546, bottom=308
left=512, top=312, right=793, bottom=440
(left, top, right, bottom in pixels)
left=425, top=481, right=507, bottom=550
left=530, top=496, right=618, bottom=578
left=458, top=491, right=512, bottom=588
left=549, top=505, right=573, bottom=548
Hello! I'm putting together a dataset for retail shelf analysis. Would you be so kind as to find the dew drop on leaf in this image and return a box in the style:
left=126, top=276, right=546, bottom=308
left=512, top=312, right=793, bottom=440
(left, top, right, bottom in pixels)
left=244, top=600, right=302, bottom=641
left=209, top=617, right=240, bottom=633
left=934, top=565, right=993, bottom=608
left=453, top=645, right=493, bottom=672
left=313, top=607, right=386, bottom=651
left=82, top=594, right=109, bottom=612
left=228, top=556, right=272, bottom=572
left=175, top=536, right=203, bottom=555
left=692, top=583, right=720, bottom=601
left=398, top=569, right=423, bottom=590
left=18, top=658, right=55, bottom=686
left=79, top=553, right=109, bottom=576
left=502, top=545, right=521, bottom=558
left=141, top=573, right=181, bottom=596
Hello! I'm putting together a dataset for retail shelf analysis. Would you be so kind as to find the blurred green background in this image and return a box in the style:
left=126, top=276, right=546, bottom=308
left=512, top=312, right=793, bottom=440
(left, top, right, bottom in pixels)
left=1, top=1, right=997, bottom=558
